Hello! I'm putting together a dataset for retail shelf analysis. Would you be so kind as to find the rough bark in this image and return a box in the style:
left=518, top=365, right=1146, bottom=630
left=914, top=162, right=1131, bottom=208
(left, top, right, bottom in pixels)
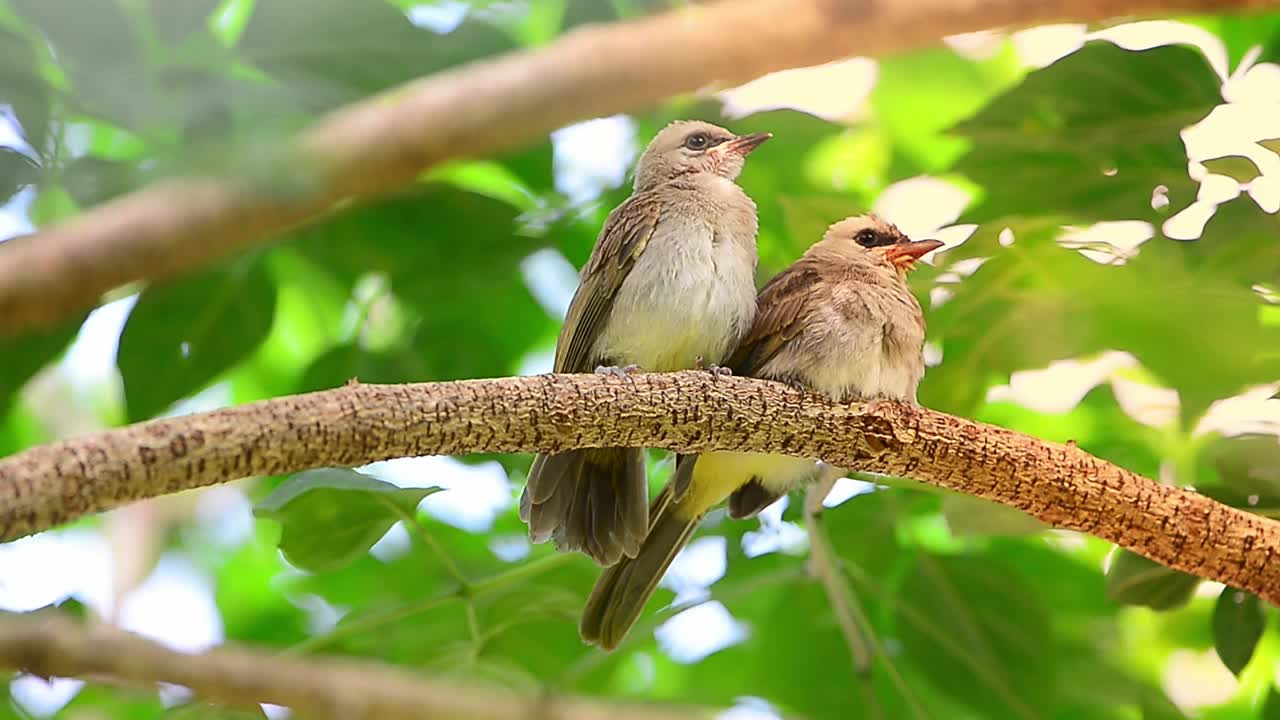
left=0, top=612, right=706, bottom=720
left=1, top=0, right=1275, bottom=336
left=2, top=372, right=1277, bottom=604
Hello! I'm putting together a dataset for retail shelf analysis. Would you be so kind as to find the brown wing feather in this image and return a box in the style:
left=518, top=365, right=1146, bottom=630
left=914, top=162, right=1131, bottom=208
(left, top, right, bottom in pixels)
left=726, top=258, right=823, bottom=377
left=555, top=194, right=663, bottom=373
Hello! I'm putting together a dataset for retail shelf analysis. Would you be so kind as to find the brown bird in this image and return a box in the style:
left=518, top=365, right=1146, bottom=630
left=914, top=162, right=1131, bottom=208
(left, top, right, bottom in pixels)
left=520, top=120, right=772, bottom=567
left=580, top=213, right=943, bottom=649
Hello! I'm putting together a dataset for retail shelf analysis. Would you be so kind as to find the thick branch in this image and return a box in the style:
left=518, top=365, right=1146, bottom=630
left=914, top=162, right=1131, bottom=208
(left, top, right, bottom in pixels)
left=1, top=0, right=1274, bottom=336
left=2, top=372, right=1278, bottom=604
left=0, top=612, right=704, bottom=720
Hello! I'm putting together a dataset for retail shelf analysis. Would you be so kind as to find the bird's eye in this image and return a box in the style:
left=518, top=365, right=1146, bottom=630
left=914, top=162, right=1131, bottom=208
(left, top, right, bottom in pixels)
left=684, top=133, right=710, bottom=150
left=854, top=229, right=880, bottom=247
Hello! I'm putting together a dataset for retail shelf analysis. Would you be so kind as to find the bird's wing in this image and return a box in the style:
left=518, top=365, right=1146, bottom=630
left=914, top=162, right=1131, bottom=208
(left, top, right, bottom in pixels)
left=554, top=193, right=663, bottom=373
left=726, top=257, right=822, bottom=377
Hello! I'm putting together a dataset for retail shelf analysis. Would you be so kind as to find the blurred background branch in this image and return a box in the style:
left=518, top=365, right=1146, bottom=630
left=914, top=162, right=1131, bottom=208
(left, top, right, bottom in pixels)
left=0, top=611, right=703, bottom=720
left=0, top=0, right=1273, bottom=337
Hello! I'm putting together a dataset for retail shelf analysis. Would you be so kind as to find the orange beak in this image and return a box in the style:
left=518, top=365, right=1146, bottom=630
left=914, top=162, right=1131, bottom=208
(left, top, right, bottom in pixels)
left=884, top=239, right=945, bottom=270
left=723, top=132, right=772, bottom=156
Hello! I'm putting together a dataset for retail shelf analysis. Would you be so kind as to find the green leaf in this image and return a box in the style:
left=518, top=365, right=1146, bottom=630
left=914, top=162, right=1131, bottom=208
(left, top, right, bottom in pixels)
left=1210, top=434, right=1280, bottom=501
left=1184, top=12, right=1280, bottom=67
left=923, top=222, right=1280, bottom=421
left=896, top=555, right=1053, bottom=720
left=1263, top=687, right=1280, bottom=720
left=952, top=42, right=1221, bottom=223
left=1201, top=155, right=1263, bottom=183
left=146, top=0, right=220, bottom=45
left=1104, top=550, right=1199, bottom=610
left=0, top=311, right=85, bottom=415
left=0, top=26, right=51, bottom=153
left=238, top=0, right=514, bottom=110
left=254, top=468, right=442, bottom=573
left=61, top=155, right=141, bottom=208
left=824, top=486, right=906, bottom=578
left=0, top=147, right=37, bottom=203
left=10, top=0, right=151, bottom=129
left=294, top=185, right=553, bottom=382
left=117, top=257, right=277, bottom=421
left=942, top=494, right=1048, bottom=537
left=1211, top=587, right=1264, bottom=675
left=1140, top=688, right=1189, bottom=720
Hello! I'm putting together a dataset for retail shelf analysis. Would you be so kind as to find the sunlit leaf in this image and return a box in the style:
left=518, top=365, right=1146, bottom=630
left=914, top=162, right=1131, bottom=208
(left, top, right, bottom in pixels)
left=118, top=256, right=278, bottom=421
left=874, top=43, right=1025, bottom=173
left=1211, top=587, right=1264, bottom=675
left=1105, top=550, right=1199, bottom=610
left=254, top=468, right=442, bottom=573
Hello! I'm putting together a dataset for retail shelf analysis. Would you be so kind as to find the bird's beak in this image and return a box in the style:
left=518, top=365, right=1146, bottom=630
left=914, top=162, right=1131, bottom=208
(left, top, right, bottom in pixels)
left=884, top=239, right=945, bottom=270
left=723, top=132, right=772, bottom=156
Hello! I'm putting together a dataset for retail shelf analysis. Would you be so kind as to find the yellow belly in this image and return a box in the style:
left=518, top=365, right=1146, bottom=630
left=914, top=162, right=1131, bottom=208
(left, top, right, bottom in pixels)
left=678, top=451, right=819, bottom=519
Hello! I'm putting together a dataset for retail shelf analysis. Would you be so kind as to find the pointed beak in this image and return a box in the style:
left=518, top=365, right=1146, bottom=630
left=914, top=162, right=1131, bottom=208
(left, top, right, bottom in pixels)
left=884, top=239, right=945, bottom=270
left=723, top=132, right=772, bottom=156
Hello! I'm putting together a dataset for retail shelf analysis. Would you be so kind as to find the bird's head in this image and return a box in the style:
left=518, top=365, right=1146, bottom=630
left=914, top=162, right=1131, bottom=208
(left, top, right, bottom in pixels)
left=634, top=120, right=771, bottom=190
left=820, top=214, right=944, bottom=278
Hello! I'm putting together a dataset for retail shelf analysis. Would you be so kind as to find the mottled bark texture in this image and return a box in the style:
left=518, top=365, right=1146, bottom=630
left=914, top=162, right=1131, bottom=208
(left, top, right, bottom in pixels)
left=1, top=0, right=1276, bottom=336
left=2, top=372, right=1278, bottom=604
left=0, top=612, right=704, bottom=720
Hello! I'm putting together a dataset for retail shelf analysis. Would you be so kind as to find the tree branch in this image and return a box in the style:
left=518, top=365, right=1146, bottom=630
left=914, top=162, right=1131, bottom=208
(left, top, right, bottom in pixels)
left=2, top=371, right=1278, bottom=604
left=0, top=612, right=704, bottom=720
left=0, top=0, right=1273, bottom=336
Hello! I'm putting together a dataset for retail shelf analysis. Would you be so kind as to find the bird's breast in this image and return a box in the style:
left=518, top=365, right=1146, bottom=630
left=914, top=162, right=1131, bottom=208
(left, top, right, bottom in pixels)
left=593, top=213, right=757, bottom=372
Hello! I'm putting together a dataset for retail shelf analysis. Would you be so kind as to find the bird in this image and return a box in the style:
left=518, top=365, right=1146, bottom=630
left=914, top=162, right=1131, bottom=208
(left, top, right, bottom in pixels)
left=519, top=120, right=772, bottom=567
left=579, top=213, right=944, bottom=650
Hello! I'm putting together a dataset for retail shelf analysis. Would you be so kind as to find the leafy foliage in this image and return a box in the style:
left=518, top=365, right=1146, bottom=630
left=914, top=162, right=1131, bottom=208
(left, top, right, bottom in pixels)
left=1, top=2, right=1279, bottom=719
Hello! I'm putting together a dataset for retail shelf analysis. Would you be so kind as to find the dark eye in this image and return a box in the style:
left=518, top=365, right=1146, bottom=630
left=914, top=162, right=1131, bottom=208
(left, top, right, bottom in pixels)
left=684, top=133, right=709, bottom=150
left=855, top=229, right=880, bottom=247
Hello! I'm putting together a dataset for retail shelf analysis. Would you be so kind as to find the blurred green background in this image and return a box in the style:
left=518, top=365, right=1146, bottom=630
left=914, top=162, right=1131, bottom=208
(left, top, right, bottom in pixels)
left=1, top=1, right=1279, bottom=718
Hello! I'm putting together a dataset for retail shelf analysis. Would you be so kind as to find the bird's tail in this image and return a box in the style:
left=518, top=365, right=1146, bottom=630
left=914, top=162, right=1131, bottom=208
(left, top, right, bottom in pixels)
left=579, top=483, right=702, bottom=650
left=520, top=447, right=647, bottom=566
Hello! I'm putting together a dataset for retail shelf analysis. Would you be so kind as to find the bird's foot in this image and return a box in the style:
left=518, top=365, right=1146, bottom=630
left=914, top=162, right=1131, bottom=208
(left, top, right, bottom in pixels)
left=694, top=355, right=733, bottom=380
left=594, top=364, right=642, bottom=377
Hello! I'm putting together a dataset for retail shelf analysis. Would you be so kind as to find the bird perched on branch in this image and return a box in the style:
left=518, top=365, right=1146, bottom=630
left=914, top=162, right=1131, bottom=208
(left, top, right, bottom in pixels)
left=579, top=213, right=943, bottom=649
left=520, top=120, right=772, bottom=567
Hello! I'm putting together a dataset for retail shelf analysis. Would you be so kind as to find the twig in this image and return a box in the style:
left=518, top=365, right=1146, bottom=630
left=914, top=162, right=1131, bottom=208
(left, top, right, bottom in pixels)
left=0, top=612, right=708, bottom=720
left=803, top=464, right=871, bottom=674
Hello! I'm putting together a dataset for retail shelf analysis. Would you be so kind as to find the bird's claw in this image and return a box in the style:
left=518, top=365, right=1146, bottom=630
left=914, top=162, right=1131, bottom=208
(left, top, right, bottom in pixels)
left=694, top=355, right=733, bottom=380
left=595, top=364, right=642, bottom=377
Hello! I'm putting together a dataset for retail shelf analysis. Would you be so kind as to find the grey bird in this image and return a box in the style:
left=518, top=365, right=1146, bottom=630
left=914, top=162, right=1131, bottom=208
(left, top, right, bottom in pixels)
left=580, top=213, right=943, bottom=649
left=519, top=120, right=772, bottom=567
